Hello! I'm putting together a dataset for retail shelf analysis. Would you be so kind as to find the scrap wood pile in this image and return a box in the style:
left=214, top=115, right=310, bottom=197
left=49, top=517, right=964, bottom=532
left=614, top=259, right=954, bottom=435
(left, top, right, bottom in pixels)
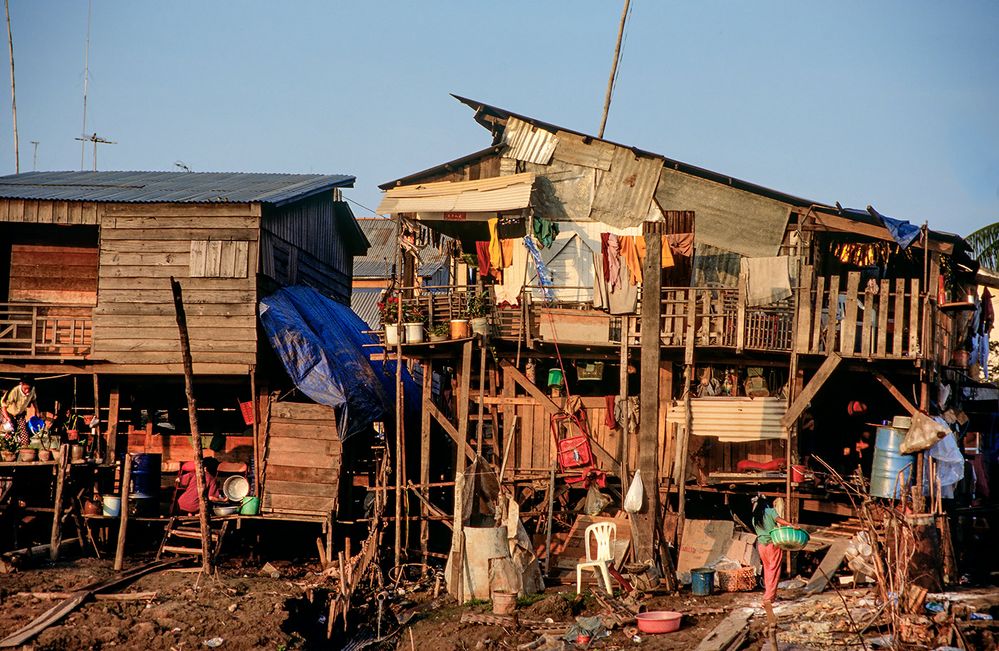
left=809, top=456, right=971, bottom=648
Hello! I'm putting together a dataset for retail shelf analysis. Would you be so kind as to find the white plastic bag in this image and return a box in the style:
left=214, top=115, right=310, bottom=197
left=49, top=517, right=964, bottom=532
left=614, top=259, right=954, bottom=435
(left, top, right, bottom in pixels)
left=623, top=469, right=644, bottom=513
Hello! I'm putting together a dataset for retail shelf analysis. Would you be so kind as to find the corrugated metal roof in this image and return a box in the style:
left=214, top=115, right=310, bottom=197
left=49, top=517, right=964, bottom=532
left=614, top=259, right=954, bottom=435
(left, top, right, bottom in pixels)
left=354, top=217, right=450, bottom=279
left=667, top=397, right=787, bottom=442
left=502, top=117, right=558, bottom=165
left=589, top=147, right=662, bottom=228
left=376, top=173, right=535, bottom=215
left=0, top=171, right=355, bottom=207
left=350, top=288, right=384, bottom=329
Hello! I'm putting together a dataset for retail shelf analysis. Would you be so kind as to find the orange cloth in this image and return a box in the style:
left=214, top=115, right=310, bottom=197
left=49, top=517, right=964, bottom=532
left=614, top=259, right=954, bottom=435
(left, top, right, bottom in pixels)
left=621, top=235, right=674, bottom=285
left=500, top=238, right=515, bottom=269
left=619, top=236, right=643, bottom=285
left=487, top=218, right=504, bottom=270
left=758, top=541, right=783, bottom=602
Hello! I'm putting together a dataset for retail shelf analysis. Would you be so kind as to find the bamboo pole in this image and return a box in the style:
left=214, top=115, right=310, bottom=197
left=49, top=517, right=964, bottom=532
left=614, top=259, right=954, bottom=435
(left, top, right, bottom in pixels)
left=393, top=216, right=405, bottom=568
left=4, top=0, right=18, bottom=173
left=170, top=278, right=213, bottom=574
left=49, top=444, right=69, bottom=561
left=597, top=0, right=631, bottom=139
left=113, top=453, right=132, bottom=571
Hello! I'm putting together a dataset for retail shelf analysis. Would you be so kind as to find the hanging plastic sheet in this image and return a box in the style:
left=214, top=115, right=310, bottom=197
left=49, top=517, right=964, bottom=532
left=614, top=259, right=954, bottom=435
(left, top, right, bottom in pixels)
left=258, top=285, right=418, bottom=440
left=524, top=236, right=555, bottom=302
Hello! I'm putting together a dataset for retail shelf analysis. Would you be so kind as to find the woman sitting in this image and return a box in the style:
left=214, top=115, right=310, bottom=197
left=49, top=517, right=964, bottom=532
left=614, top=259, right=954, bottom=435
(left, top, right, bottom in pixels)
left=176, top=457, right=225, bottom=514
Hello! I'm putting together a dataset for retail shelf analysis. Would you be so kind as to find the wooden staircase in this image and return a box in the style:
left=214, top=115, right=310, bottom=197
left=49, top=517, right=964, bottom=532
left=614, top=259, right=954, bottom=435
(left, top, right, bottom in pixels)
left=156, top=516, right=230, bottom=562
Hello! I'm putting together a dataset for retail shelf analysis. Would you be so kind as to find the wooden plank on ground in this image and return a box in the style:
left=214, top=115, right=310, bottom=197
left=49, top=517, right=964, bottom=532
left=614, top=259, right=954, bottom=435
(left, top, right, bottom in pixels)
left=693, top=607, right=753, bottom=651
left=803, top=540, right=850, bottom=594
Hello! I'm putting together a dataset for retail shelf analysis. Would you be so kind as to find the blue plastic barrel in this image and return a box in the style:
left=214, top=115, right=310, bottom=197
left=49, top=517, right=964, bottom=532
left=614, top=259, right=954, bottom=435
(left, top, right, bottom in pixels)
left=691, top=567, right=715, bottom=596
left=870, top=426, right=914, bottom=499
left=131, top=453, right=162, bottom=500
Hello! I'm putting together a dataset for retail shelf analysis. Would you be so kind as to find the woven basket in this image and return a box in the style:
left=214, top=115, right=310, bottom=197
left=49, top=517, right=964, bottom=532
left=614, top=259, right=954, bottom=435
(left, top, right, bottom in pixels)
left=716, top=567, right=757, bottom=592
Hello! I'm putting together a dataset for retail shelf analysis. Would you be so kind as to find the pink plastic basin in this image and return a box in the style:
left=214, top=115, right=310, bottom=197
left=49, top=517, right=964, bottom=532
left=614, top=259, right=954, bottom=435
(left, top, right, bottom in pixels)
left=636, top=611, right=682, bottom=634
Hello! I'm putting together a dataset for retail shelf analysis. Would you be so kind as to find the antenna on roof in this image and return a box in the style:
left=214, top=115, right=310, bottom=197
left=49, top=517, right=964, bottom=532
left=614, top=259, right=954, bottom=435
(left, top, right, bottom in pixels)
left=174, top=161, right=192, bottom=172
left=30, top=139, right=37, bottom=170
left=74, top=133, right=115, bottom=171
left=80, top=0, right=92, bottom=170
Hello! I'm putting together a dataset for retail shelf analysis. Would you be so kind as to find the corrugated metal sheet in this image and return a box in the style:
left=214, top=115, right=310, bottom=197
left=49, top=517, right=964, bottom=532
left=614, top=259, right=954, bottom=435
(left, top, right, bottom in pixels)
left=353, top=218, right=448, bottom=279
left=656, top=167, right=790, bottom=259
left=376, top=173, right=535, bottom=215
left=350, top=288, right=384, bottom=329
left=502, top=117, right=558, bottom=165
left=588, top=148, right=662, bottom=229
left=552, top=131, right=614, bottom=171
left=0, top=171, right=354, bottom=206
left=666, top=397, right=787, bottom=442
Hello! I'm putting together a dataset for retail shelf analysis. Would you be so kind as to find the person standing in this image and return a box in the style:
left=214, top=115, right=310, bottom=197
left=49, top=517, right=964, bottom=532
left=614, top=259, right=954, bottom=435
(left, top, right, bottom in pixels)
left=1, top=378, right=37, bottom=447
left=752, top=494, right=792, bottom=617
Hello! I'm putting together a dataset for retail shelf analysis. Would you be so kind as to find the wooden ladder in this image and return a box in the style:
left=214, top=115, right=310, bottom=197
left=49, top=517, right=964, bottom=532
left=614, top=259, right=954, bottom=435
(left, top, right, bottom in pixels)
left=155, top=516, right=230, bottom=562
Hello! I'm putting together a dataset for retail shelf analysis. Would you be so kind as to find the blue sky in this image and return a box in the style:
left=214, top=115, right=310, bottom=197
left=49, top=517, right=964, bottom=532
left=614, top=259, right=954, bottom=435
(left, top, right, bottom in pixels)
left=4, top=1, right=998, bottom=235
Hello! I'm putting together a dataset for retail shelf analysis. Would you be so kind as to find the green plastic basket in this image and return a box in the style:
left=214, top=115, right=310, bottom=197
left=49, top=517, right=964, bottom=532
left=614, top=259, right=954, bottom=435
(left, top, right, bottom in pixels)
left=770, top=526, right=810, bottom=551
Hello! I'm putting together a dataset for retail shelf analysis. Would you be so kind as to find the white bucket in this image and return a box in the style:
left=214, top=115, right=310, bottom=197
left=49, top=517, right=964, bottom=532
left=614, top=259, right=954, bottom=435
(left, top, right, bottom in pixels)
left=404, top=322, right=425, bottom=344
left=102, top=495, right=121, bottom=517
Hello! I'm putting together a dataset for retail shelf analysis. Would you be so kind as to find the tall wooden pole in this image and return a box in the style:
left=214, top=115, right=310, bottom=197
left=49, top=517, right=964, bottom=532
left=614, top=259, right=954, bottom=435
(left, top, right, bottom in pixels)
left=49, top=443, right=69, bottom=561
left=4, top=0, right=17, bottom=173
left=635, top=222, right=662, bottom=564
left=419, top=360, right=432, bottom=570
left=170, top=278, right=213, bottom=574
left=598, top=0, right=631, bottom=139
left=113, top=453, right=132, bottom=571
left=393, top=216, right=405, bottom=567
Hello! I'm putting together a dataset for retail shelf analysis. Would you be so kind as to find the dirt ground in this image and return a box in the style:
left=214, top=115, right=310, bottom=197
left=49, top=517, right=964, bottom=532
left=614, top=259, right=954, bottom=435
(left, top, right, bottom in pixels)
left=3, top=558, right=997, bottom=650
left=0, top=556, right=316, bottom=650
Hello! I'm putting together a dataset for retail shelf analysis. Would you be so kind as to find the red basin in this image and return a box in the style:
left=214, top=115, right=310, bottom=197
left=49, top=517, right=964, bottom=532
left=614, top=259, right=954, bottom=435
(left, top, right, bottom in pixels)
left=636, top=610, right=682, bottom=634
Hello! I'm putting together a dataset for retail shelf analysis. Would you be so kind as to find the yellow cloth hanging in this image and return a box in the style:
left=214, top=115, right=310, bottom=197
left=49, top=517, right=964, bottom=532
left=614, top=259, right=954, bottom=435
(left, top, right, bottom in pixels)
left=624, top=234, right=675, bottom=285
left=487, top=218, right=504, bottom=271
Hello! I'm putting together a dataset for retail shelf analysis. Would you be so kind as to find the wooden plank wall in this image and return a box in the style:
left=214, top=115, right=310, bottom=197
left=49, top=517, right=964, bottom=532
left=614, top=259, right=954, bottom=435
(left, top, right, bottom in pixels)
left=0, top=199, right=100, bottom=224
left=9, top=244, right=98, bottom=304
left=125, top=430, right=254, bottom=471
left=91, top=202, right=260, bottom=374
left=262, top=401, right=341, bottom=516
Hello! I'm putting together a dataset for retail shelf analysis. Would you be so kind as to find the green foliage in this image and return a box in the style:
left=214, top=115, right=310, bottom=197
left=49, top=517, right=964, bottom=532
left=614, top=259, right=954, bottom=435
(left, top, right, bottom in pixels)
left=965, top=222, right=999, bottom=271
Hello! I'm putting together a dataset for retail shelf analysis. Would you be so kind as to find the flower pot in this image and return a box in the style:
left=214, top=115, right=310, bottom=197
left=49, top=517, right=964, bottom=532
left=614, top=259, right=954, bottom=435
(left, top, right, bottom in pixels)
left=384, top=323, right=403, bottom=346
left=404, top=322, right=425, bottom=344
left=449, top=319, right=470, bottom=339
left=470, top=316, right=489, bottom=336
left=18, top=448, right=37, bottom=463
left=1, top=451, right=15, bottom=462
left=429, top=333, right=448, bottom=343
left=492, top=590, right=517, bottom=616
left=37, top=449, right=52, bottom=462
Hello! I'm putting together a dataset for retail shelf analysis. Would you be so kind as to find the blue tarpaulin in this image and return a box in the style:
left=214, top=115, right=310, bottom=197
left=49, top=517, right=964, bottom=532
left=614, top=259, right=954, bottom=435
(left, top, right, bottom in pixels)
left=259, top=285, right=412, bottom=440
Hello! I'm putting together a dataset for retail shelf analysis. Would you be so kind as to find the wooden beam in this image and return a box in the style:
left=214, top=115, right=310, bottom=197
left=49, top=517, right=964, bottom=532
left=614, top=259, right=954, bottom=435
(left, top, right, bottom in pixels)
left=106, top=384, right=120, bottom=461
left=427, top=398, right=476, bottom=463
left=420, top=360, right=432, bottom=568
left=780, top=353, right=842, bottom=429
left=48, top=444, right=69, bottom=561
left=871, top=371, right=918, bottom=416
left=113, top=454, right=132, bottom=572
left=635, top=223, right=663, bottom=564
left=498, top=360, right=617, bottom=469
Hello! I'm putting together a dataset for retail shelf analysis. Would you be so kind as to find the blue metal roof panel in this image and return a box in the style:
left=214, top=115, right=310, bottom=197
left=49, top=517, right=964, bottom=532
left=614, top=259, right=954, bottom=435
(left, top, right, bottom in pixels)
left=0, top=171, right=355, bottom=206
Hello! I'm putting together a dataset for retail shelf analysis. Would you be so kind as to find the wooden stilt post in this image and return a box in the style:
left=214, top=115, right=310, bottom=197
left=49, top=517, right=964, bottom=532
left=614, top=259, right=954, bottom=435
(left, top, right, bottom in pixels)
left=618, top=315, right=630, bottom=479
left=49, top=443, right=69, bottom=561
left=113, top=453, right=132, bottom=571
left=635, top=221, right=663, bottom=564
left=91, top=374, right=100, bottom=458
left=449, top=340, right=473, bottom=600
left=678, top=288, right=696, bottom=524
left=249, top=365, right=260, bottom=498
left=170, top=278, right=213, bottom=574
left=475, top=343, right=487, bottom=455
left=106, top=384, right=120, bottom=462
left=420, top=360, right=432, bottom=569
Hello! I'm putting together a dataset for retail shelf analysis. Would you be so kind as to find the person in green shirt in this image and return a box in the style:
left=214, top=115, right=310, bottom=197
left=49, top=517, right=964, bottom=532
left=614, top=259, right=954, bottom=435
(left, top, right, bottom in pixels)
left=752, top=495, right=792, bottom=613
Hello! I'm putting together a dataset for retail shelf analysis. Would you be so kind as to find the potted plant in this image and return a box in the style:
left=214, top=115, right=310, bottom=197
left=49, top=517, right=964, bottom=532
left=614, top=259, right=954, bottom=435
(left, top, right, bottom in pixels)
left=18, top=445, right=37, bottom=463
left=402, top=302, right=426, bottom=344
left=466, top=291, right=490, bottom=336
left=378, top=292, right=403, bottom=346
left=0, top=434, right=16, bottom=462
left=428, top=322, right=450, bottom=342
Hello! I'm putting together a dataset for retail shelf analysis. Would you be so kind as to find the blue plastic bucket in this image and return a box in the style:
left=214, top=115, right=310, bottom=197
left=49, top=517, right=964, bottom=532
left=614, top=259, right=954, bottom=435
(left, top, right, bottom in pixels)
left=870, top=426, right=914, bottom=499
left=131, top=453, right=162, bottom=500
left=691, top=567, right=715, bottom=596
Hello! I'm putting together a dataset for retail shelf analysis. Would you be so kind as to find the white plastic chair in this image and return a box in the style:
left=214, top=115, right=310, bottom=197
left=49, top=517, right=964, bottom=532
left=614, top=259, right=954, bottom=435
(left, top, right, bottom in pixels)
left=575, top=521, right=616, bottom=595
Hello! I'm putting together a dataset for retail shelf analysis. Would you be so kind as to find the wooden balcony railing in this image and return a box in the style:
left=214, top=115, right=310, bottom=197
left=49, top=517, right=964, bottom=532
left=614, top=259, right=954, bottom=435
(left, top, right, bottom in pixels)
left=793, top=269, right=923, bottom=359
left=0, top=303, right=93, bottom=359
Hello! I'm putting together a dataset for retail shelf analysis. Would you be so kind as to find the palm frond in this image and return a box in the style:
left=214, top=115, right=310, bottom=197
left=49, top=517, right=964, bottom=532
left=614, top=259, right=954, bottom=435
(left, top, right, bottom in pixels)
left=965, top=222, right=999, bottom=270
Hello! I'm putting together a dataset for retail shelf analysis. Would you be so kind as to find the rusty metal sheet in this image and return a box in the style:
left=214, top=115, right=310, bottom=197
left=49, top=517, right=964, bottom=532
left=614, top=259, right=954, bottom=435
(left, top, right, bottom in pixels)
left=656, top=167, right=791, bottom=258
left=501, top=117, right=558, bottom=165
left=588, top=148, right=662, bottom=228
left=552, top=131, right=614, bottom=171
left=666, top=397, right=788, bottom=443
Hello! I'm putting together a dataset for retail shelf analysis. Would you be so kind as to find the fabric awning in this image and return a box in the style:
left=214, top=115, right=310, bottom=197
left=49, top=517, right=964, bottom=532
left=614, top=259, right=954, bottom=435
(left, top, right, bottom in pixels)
left=376, top=172, right=535, bottom=217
